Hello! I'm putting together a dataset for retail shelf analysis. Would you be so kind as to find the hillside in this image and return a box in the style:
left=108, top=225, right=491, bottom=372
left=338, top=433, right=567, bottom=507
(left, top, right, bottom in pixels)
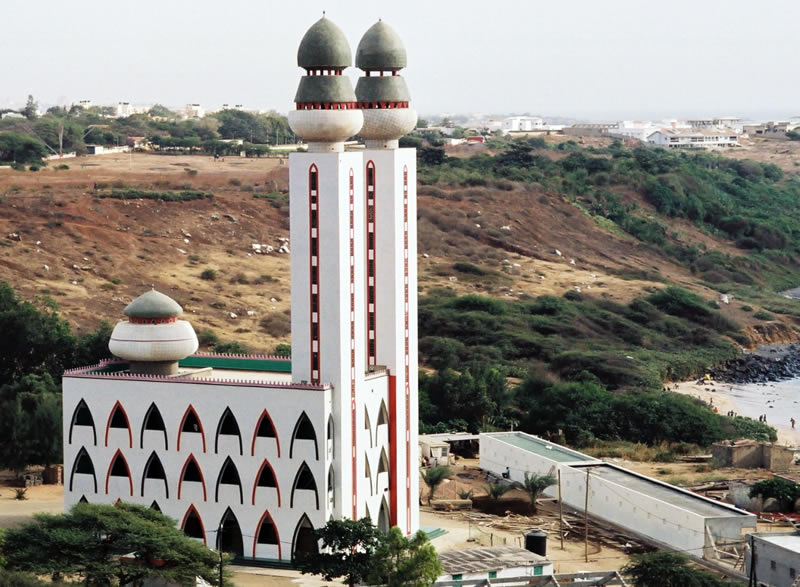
left=0, top=141, right=798, bottom=358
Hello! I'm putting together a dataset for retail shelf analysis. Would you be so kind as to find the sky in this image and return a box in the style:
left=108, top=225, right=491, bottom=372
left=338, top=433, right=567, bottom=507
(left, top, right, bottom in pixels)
left=1, top=0, right=798, bottom=121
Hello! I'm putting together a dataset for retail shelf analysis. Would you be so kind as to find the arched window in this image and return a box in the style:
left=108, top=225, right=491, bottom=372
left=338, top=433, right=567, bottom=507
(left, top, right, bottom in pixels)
left=70, top=447, right=97, bottom=493
left=378, top=399, right=389, bottom=427
left=141, top=452, right=168, bottom=498
left=327, top=464, right=335, bottom=507
left=290, top=412, right=318, bottom=460
left=378, top=498, right=390, bottom=533
left=150, top=500, right=161, bottom=512
left=253, top=510, right=281, bottom=559
left=177, top=405, right=206, bottom=452
left=216, top=507, right=244, bottom=557
left=365, top=454, right=373, bottom=496
left=69, top=399, right=96, bottom=445
left=141, top=403, right=167, bottom=450
left=181, top=505, right=206, bottom=544
left=327, top=414, right=334, bottom=456
left=78, top=495, right=89, bottom=504
left=291, top=462, right=319, bottom=509
left=377, top=448, right=389, bottom=493
left=364, top=406, right=373, bottom=448
left=251, top=409, right=280, bottom=457
left=105, top=449, right=133, bottom=496
left=292, top=514, right=318, bottom=561
left=215, top=457, right=243, bottom=504
left=215, top=407, right=242, bottom=455
left=105, top=401, right=132, bottom=448
left=252, top=459, right=280, bottom=506
left=178, top=454, right=207, bottom=501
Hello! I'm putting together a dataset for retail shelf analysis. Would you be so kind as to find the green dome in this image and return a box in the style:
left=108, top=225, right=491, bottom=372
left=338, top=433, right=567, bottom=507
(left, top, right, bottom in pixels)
left=297, top=17, right=352, bottom=69
left=295, top=76, right=357, bottom=103
left=355, top=76, right=410, bottom=102
left=356, top=21, right=407, bottom=70
left=124, top=289, right=183, bottom=318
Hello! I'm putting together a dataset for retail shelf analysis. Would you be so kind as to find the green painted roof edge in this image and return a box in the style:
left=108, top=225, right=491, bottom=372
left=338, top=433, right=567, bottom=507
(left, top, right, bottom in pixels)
left=179, top=355, right=292, bottom=373
left=295, top=76, right=357, bottom=103
left=355, top=76, right=410, bottom=102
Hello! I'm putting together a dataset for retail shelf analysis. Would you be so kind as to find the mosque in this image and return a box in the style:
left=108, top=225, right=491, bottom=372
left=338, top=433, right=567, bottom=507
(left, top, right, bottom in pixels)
left=62, top=15, right=419, bottom=563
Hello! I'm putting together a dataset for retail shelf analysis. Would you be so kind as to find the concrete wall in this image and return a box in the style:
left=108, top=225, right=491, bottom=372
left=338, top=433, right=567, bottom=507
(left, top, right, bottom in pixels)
left=746, top=534, right=800, bottom=587
left=712, top=442, right=794, bottom=470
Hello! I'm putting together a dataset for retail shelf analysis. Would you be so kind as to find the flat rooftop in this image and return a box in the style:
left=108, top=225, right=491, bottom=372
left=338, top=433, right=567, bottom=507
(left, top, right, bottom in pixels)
left=488, top=432, right=595, bottom=463
left=754, top=532, right=800, bottom=551
left=576, top=463, right=749, bottom=518
left=438, top=546, right=547, bottom=574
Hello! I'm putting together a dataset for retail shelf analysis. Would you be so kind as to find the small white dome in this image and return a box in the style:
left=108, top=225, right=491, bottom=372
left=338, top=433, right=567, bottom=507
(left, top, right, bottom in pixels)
left=288, top=109, right=363, bottom=151
left=109, top=320, right=199, bottom=363
left=359, top=108, right=417, bottom=143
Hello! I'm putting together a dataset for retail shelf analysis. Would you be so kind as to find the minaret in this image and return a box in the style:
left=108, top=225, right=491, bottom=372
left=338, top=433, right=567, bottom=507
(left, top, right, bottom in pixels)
left=355, top=21, right=419, bottom=533
left=287, top=16, right=365, bottom=521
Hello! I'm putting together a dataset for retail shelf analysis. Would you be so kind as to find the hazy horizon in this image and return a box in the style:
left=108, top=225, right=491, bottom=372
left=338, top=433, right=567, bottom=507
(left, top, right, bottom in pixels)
left=1, top=0, right=798, bottom=121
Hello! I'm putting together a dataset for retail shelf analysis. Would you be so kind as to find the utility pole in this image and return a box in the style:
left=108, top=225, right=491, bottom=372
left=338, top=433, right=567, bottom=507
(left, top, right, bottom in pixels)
left=558, top=469, right=564, bottom=550
left=58, top=124, right=64, bottom=158
left=217, top=519, right=224, bottom=587
left=584, top=469, right=590, bottom=563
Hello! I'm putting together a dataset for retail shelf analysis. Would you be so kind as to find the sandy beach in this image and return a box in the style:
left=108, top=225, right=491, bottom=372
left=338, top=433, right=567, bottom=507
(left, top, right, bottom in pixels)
left=673, top=379, right=800, bottom=447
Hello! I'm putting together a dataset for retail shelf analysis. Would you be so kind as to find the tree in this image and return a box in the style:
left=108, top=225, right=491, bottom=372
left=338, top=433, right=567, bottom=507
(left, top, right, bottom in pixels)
left=421, top=466, right=451, bottom=504
left=522, top=472, right=556, bottom=513
left=22, top=95, right=38, bottom=120
left=366, top=527, right=442, bottom=587
left=0, top=374, right=62, bottom=473
left=485, top=481, right=513, bottom=500
left=749, top=478, right=800, bottom=511
left=148, top=104, right=176, bottom=118
left=622, top=552, right=737, bottom=586
left=295, top=518, right=383, bottom=586
left=0, top=132, right=48, bottom=165
left=2, top=502, right=219, bottom=586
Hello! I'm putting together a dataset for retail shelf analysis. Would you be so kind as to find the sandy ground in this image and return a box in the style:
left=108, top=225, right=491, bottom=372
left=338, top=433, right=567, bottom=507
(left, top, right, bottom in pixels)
left=0, top=484, right=63, bottom=528
left=672, top=380, right=800, bottom=446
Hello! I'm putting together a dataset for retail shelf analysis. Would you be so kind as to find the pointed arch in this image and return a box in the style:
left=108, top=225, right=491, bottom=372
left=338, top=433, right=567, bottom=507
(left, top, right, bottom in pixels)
left=327, top=464, right=335, bottom=507
left=78, top=495, right=89, bottom=504
left=70, top=446, right=97, bottom=493
left=378, top=497, right=390, bottom=533
left=104, top=400, right=132, bottom=448
left=291, top=461, right=319, bottom=509
left=377, top=399, right=389, bottom=427
left=177, top=405, right=206, bottom=453
left=215, top=457, right=243, bottom=504
left=290, top=411, right=318, bottom=460
left=253, top=510, right=281, bottom=559
left=377, top=447, right=389, bottom=493
left=150, top=500, right=161, bottom=512
left=141, top=451, right=168, bottom=498
left=216, top=507, right=244, bottom=557
left=178, top=454, right=207, bottom=501
left=292, top=514, right=318, bottom=561
left=364, top=405, right=373, bottom=448
left=252, top=459, right=281, bottom=506
left=140, top=402, right=168, bottom=450
left=181, top=504, right=206, bottom=545
left=105, top=449, right=133, bottom=496
left=326, top=414, right=334, bottom=456
left=365, top=454, right=373, bottom=496
left=251, top=409, right=280, bottom=457
left=69, top=399, right=96, bottom=445
left=215, top=407, right=242, bottom=455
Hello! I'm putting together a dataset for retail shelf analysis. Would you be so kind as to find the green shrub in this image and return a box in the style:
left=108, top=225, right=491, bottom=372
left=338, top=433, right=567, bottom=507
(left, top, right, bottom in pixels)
left=452, top=262, right=487, bottom=276
left=200, top=268, right=217, bottom=281
left=99, top=189, right=213, bottom=201
left=740, top=305, right=753, bottom=312
left=197, top=330, right=219, bottom=346
left=214, top=341, right=249, bottom=354
left=753, top=310, right=774, bottom=321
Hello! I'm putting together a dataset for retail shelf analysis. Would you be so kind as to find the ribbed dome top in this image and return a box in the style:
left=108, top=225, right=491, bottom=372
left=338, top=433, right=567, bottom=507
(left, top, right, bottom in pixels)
left=297, top=17, right=352, bottom=69
left=356, top=20, right=407, bottom=70
left=124, top=289, right=183, bottom=318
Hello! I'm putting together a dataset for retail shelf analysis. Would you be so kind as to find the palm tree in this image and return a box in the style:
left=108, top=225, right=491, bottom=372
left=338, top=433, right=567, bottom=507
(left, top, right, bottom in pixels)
left=522, top=472, right=556, bottom=513
left=485, top=481, right=513, bottom=500
left=421, top=466, right=451, bottom=504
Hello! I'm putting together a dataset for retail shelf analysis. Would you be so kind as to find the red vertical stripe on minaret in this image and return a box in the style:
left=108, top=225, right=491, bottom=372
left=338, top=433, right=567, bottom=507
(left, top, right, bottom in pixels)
left=388, top=375, right=398, bottom=526
left=349, top=170, right=358, bottom=519
left=309, top=165, right=320, bottom=384
left=403, top=165, right=411, bottom=533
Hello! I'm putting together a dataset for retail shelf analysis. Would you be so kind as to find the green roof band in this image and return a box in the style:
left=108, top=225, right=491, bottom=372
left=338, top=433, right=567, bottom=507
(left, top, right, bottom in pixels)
left=356, top=21, right=407, bottom=70
left=179, top=356, right=292, bottom=373
left=295, top=75, right=357, bottom=103
left=297, top=17, right=352, bottom=69
left=355, top=76, right=411, bottom=103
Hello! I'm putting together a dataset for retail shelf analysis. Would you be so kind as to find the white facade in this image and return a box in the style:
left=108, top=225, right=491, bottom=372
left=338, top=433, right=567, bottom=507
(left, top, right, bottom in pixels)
left=185, top=104, right=205, bottom=119
left=647, top=129, right=739, bottom=149
left=116, top=102, right=133, bottom=118
left=502, top=116, right=544, bottom=133
left=746, top=533, right=800, bottom=587
left=480, top=432, right=756, bottom=560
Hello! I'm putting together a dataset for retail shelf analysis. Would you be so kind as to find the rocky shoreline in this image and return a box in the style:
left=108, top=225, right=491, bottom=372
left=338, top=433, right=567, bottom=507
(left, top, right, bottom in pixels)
left=710, top=343, right=800, bottom=384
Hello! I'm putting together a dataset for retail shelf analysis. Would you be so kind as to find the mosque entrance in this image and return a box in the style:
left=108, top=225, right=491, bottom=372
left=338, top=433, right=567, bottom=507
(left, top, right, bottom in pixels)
left=292, top=514, right=318, bottom=560
left=217, top=508, right=244, bottom=557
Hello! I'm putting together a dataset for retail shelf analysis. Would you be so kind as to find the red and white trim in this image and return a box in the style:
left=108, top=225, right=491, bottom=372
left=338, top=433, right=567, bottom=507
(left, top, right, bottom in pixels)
left=365, top=161, right=377, bottom=368
left=403, top=165, right=411, bottom=533
left=309, top=165, right=320, bottom=384
left=349, top=169, right=358, bottom=519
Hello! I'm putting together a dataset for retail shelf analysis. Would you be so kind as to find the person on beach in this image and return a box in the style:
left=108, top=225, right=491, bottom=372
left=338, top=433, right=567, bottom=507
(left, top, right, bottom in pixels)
left=792, top=418, right=796, bottom=430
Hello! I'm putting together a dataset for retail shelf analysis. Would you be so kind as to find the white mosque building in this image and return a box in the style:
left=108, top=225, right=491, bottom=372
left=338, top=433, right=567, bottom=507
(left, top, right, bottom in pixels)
left=62, top=16, right=419, bottom=563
